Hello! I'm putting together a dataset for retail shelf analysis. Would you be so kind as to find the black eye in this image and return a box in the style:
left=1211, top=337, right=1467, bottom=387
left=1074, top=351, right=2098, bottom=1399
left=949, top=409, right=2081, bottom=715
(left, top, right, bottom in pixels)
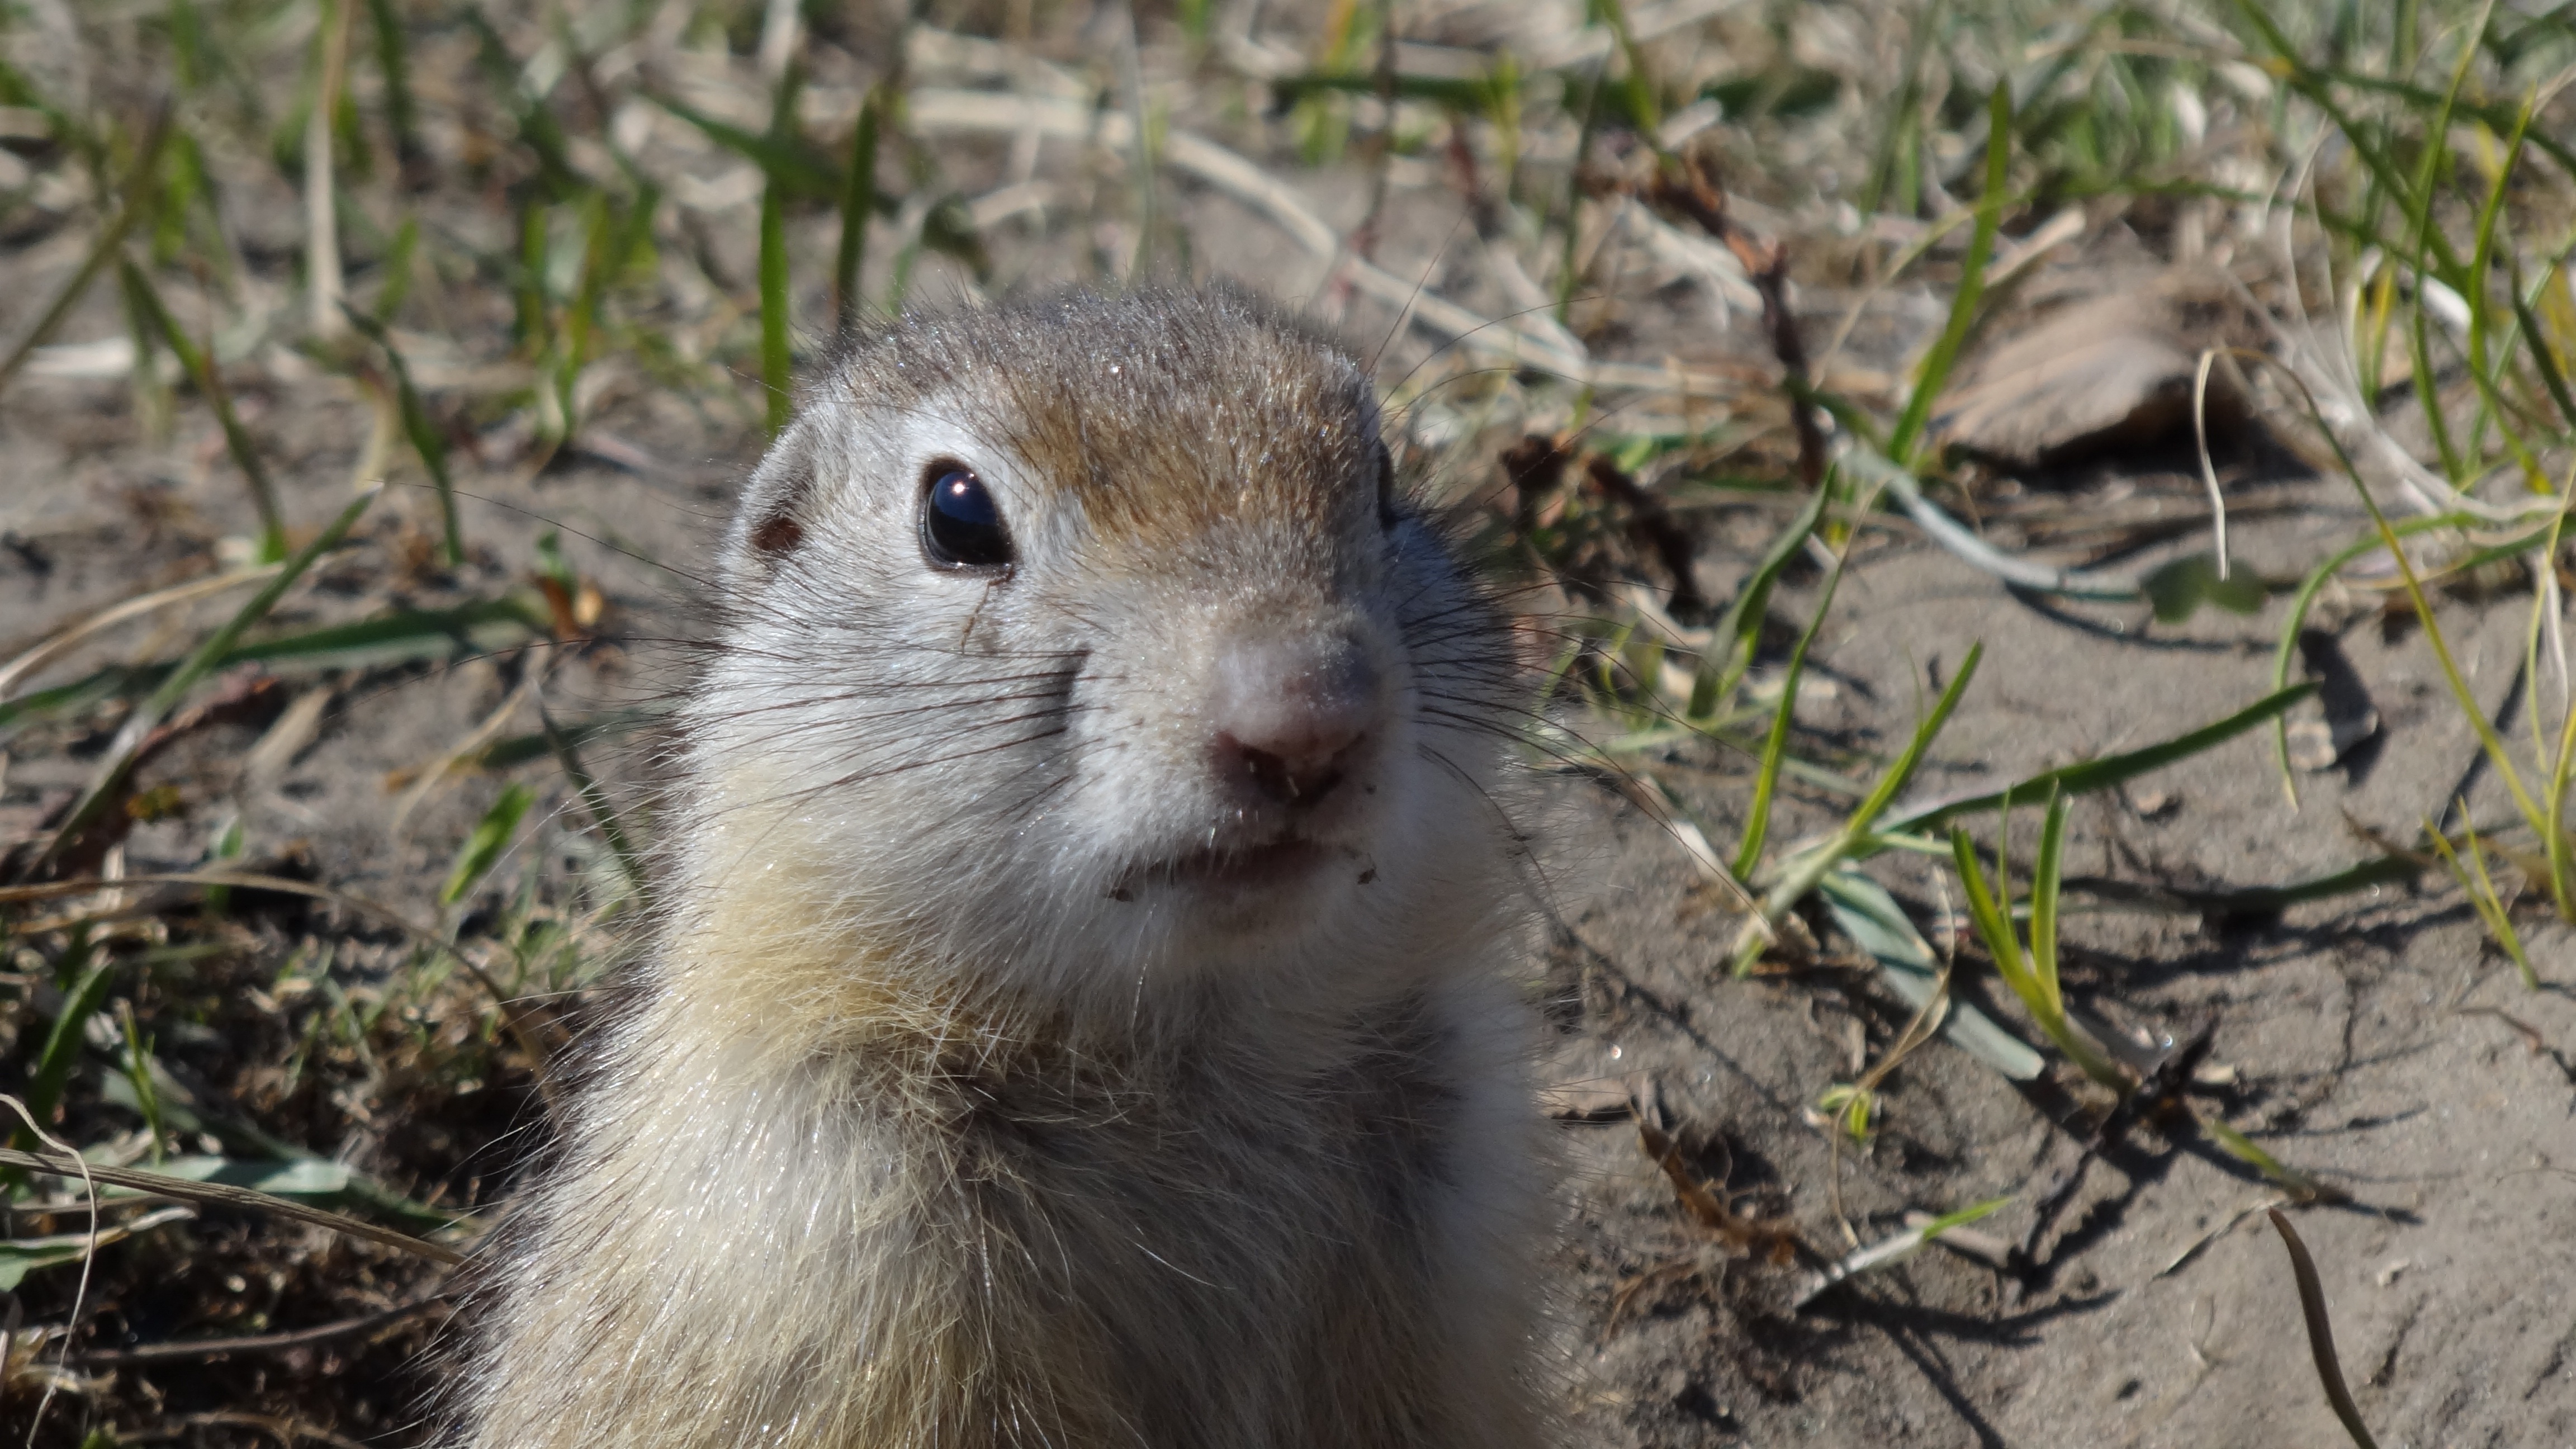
left=920, top=463, right=1014, bottom=570
left=1375, top=444, right=1398, bottom=529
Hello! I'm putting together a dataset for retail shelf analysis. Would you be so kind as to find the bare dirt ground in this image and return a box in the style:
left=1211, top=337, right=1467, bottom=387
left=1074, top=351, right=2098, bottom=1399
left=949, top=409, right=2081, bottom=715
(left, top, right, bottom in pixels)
left=3, top=2, right=2572, bottom=1445
left=1550, top=509, right=2576, bottom=1447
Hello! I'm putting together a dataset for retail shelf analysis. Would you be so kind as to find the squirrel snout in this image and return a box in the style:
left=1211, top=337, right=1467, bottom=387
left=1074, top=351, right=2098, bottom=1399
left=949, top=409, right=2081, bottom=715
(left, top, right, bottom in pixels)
left=1208, top=633, right=1383, bottom=809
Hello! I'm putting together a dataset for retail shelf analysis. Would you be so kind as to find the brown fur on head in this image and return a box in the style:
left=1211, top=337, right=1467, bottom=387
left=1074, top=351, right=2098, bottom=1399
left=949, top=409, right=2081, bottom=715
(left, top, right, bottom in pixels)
left=730, top=287, right=1388, bottom=574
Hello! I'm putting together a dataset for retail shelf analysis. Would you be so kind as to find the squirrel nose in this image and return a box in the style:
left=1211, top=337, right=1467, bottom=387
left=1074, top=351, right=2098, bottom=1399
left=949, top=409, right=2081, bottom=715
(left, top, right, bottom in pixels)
left=1209, top=633, right=1382, bottom=809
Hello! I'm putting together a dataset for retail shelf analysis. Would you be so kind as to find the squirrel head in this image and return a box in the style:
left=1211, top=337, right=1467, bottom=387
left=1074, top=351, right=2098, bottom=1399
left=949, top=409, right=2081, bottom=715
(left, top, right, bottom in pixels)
left=681, top=288, right=1522, bottom=1019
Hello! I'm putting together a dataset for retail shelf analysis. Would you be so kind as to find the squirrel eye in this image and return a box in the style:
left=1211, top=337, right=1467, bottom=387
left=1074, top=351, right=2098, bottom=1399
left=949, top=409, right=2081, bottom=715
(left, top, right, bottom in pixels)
left=1375, top=444, right=1398, bottom=530
left=920, top=464, right=1014, bottom=570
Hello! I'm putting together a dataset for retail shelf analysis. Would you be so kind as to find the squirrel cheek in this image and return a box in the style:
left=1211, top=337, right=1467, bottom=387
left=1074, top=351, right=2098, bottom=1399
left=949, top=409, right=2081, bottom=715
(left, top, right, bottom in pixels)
left=1204, top=632, right=1385, bottom=811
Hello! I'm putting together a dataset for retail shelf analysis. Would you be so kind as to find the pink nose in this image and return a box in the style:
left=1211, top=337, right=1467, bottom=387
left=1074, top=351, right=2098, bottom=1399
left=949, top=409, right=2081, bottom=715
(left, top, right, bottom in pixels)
left=1209, top=633, right=1382, bottom=808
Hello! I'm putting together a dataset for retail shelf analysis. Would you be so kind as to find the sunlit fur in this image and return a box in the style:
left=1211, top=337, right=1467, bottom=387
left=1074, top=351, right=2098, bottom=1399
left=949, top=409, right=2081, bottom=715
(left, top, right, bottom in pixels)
left=449, top=289, right=1547, bottom=1448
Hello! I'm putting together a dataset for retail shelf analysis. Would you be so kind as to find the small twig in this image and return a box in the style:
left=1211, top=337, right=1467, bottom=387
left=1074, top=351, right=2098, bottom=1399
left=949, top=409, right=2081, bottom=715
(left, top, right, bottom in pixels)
left=1583, top=454, right=1705, bottom=614
left=70, top=1294, right=453, bottom=1366
left=124, top=1412, right=371, bottom=1449
left=0, top=565, right=282, bottom=700
left=0, top=1147, right=465, bottom=1266
left=2193, top=347, right=2232, bottom=578
left=1825, top=955, right=1952, bottom=1244
left=4, top=1097, right=99, bottom=1449
left=1350, top=4, right=1399, bottom=262
left=2269, top=1208, right=2384, bottom=1449
left=1638, top=150, right=1827, bottom=488
left=1636, top=1117, right=1800, bottom=1265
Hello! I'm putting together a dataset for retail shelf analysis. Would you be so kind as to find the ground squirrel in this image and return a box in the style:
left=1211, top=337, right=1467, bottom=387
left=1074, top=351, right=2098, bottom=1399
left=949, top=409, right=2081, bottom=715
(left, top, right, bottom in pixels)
left=449, top=288, right=1549, bottom=1448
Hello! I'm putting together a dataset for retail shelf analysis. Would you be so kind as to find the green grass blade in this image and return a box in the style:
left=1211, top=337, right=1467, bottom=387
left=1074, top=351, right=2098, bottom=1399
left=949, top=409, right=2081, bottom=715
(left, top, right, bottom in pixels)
left=13, top=951, right=115, bottom=1152
left=759, top=186, right=790, bottom=435
left=473, top=700, right=674, bottom=771
left=1887, top=83, right=2011, bottom=465
left=2406, top=301, right=2467, bottom=486
left=2030, top=792, right=2067, bottom=1016
left=373, top=217, right=422, bottom=323
left=2427, top=812, right=2540, bottom=988
left=1859, top=0, right=1933, bottom=216
left=441, top=782, right=536, bottom=906
left=0, top=596, right=549, bottom=742
left=0, top=1145, right=462, bottom=1260
left=1692, top=477, right=1831, bottom=720
left=2462, top=93, right=2538, bottom=472
left=1732, top=551, right=1845, bottom=879
left=233, top=597, right=547, bottom=668
left=758, top=69, right=802, bottom=439
left=1848, top=641, right=1982, bottom=834
left=2549, top=664, right=2576, bottom=922
left=361, top=0, right=421, bottom=168
left=1592, top=0, right=1661, bottom=136
left=648, top=90, right=841, bottom=199
left=1949, top=824, right=2028, bottom=988
left=90, top=1062, right=463, bottom=1234
left=2293, top=64, right=2576, bottom=189
left=2233, top=6, right=2469, bottom=283
left=1728, top=641, right=1981, bottom=976
left=1818, top=869, right=2045, bottom=1079
left=463, top=9, right=584, bottom=197
left=1888, top=683, right=2316, bottom=836
left=115, top=1003, right=165, bottom=1162
left=2508, top=262, right=2576, bottom=431
left=542, top=704, right=647, bottom=906
left=343, top=306, right=460, bottom=565
left=2269, top=517, right=2494, bottom=804
left=834, top=87, right=881, bottom=334
left=1919, top=1193, right=2012, bottom=1238
left=2459, top=815, right=2536, bottom=987
left=2392, top=8, right=2483, bottom=316
left=0, top=669, right=155, bottom=744
left=1267, top=69, right=1516, bottom=112
left=121, top=258, right=286, bottom=561
left=2199, top=1116, right=2342, bottom=1200
left=512, top=197, right=550, bottom=356
left=2342, top=466, right=2545, bottom=839
left=1952, top=813, right=2125, bottom=1087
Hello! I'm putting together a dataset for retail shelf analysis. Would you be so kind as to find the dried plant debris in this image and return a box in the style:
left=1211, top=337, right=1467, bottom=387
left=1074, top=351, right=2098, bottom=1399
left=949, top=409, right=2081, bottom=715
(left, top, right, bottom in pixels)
left=1936, top=268, right=2264, bottom=471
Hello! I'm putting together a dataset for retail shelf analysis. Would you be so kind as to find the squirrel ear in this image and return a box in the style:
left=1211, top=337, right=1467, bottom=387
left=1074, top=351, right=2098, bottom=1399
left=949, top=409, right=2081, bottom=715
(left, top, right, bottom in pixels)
left=724, top=423, right=817, bottom=585
left=747, top=509, right=804, bottom=556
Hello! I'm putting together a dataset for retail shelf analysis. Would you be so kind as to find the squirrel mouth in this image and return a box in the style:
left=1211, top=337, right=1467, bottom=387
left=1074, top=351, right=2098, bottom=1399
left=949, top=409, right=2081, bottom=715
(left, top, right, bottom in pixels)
left=1123, top=837, right=1333, bottom=896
